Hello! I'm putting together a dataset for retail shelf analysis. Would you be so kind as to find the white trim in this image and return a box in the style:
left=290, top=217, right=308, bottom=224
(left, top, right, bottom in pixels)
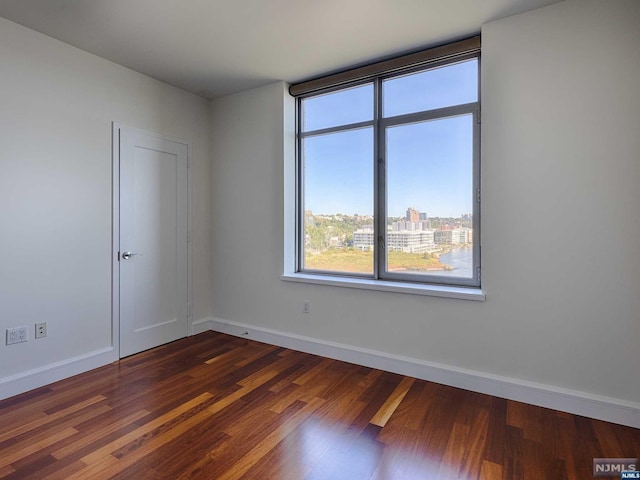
left=282, top=85, right=296, bottom=276
left=187, top=146, right=193, bottom=339
left=281, top=273, right=485, bottom=301
left=207, top=317, right=640, bottom=429
left=0, top=347, right=114, bottom=401
left=191, top=317, right=213, bottom=335
left=112, top=122, right=121, bottom=361
left=112, top=122, right=193, bottom=360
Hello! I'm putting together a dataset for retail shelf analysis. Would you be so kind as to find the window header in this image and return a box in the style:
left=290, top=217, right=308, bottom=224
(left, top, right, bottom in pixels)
left=289, top=36, right=480, bottom=98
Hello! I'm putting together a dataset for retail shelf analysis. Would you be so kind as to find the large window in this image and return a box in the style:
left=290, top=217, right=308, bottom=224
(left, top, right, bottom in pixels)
left=294, top=40, right=480, bottom=289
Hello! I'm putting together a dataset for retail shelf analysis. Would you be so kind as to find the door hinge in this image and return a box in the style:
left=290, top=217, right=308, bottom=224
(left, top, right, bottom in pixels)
left=477, top=266, right=481, bottom=282
left=476, top=108, right=481, bottom=124
left=476, top=188, right=481, bottom=204
left=117, top=251, right=120, bottom=261
left=378, top=235, right=385, bottom=249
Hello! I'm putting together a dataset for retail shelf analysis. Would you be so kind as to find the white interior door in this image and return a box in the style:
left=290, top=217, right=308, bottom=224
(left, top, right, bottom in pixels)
left=119, top=128, right=189, bottom=358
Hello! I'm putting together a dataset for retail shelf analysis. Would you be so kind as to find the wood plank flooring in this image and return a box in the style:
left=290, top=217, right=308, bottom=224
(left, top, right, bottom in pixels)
left=1, top=331, right=638, bottom=479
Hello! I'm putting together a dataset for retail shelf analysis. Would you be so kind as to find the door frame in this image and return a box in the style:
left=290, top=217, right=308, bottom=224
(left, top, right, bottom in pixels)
left=111, top=122, right=193, bottom=361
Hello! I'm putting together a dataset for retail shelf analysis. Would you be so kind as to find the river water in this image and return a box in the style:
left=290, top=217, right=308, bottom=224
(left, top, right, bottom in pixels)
left=434, top=247, right=474, bottom=278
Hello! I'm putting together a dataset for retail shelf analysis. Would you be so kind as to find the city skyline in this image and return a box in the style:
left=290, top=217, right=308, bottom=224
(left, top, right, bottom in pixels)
left=304, top=208, right=472, bottom=221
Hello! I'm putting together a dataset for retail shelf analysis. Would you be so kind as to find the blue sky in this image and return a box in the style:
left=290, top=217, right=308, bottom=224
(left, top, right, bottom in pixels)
left=302, top=60, right=476, bottom=218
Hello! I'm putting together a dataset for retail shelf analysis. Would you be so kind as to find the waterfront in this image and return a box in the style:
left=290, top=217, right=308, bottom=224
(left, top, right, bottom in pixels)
left=305, top=246, right=475, bottom=277
left=434, top=247, right=474, bottom=278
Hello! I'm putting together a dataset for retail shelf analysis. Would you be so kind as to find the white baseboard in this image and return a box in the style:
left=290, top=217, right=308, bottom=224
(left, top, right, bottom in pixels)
left=0, top=317, right=236, bottom=402
left=192, top=317, right=215, bottom=335
left=207, top=317, right=640, bottom=429
left=0, top=347, right=114, bottom=401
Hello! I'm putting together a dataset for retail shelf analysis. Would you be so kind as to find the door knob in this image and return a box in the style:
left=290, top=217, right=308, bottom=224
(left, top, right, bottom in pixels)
left=121, top=251, right=142, bottom=260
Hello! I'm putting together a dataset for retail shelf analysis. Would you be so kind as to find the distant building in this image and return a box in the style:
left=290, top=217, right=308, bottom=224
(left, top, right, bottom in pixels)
left=353, top=225, right=374, bottom=251
left=354, top=212, right=471, bottom=252
left=434, top=230, right=452, bottom=245
left=354, top=226, right=436, bottom=253
left=457, top=228, right=471, bottom=244
left=393, top=220, right=430, bottom=232
left=406, top=207, right=420, bottom=222
left=387, top=230, right=435, bottom=253
left=434, top=228, right=472, bottom=245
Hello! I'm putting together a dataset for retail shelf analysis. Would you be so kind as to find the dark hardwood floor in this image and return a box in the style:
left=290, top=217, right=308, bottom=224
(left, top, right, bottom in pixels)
left=0, top=331, right=638, bottom=479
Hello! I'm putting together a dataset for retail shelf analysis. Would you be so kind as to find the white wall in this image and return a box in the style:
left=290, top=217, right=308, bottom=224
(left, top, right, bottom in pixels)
left=0, top=18, right=212, bottom=384
left=210, top=0, right=639, bottom=421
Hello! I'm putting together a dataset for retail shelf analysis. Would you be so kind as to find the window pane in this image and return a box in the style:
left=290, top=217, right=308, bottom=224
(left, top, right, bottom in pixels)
left=302, top=84, right=373, bottom=132
left=385, top=115, right=474, bottom=279
left=383, top=59, right=477, bottom=117
left=302, top=128, right=374, bottom=274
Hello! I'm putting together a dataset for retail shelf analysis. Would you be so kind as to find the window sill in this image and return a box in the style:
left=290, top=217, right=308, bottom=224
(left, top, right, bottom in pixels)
left=280, top=273, right=485, bottom=301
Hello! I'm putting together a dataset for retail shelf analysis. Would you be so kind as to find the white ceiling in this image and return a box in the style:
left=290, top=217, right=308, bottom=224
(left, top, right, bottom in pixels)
left=0, top=0, right=562, bottom=99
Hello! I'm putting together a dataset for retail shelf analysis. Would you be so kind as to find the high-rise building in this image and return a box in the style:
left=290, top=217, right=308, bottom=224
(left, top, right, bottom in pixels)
left=406, top=207, right=420, bottom=222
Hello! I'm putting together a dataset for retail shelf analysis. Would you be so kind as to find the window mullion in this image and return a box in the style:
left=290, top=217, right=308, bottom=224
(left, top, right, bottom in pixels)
left=473, top=107, right=481, bottom=284
left=296, top=97, right=303, bottom=272
left=374, top=78, right=385, bottom=280
left=379, top=102, right=477, bottom=129
left=300, top=119, right=375, bottom=138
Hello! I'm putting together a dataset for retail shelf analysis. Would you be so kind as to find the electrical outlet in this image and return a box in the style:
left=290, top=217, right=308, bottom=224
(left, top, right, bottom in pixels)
left=6, top=326, right=28, bottom=345
left=35, top=322, right=47, bottom=339
left=303, top=301, right=310, bottom=314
